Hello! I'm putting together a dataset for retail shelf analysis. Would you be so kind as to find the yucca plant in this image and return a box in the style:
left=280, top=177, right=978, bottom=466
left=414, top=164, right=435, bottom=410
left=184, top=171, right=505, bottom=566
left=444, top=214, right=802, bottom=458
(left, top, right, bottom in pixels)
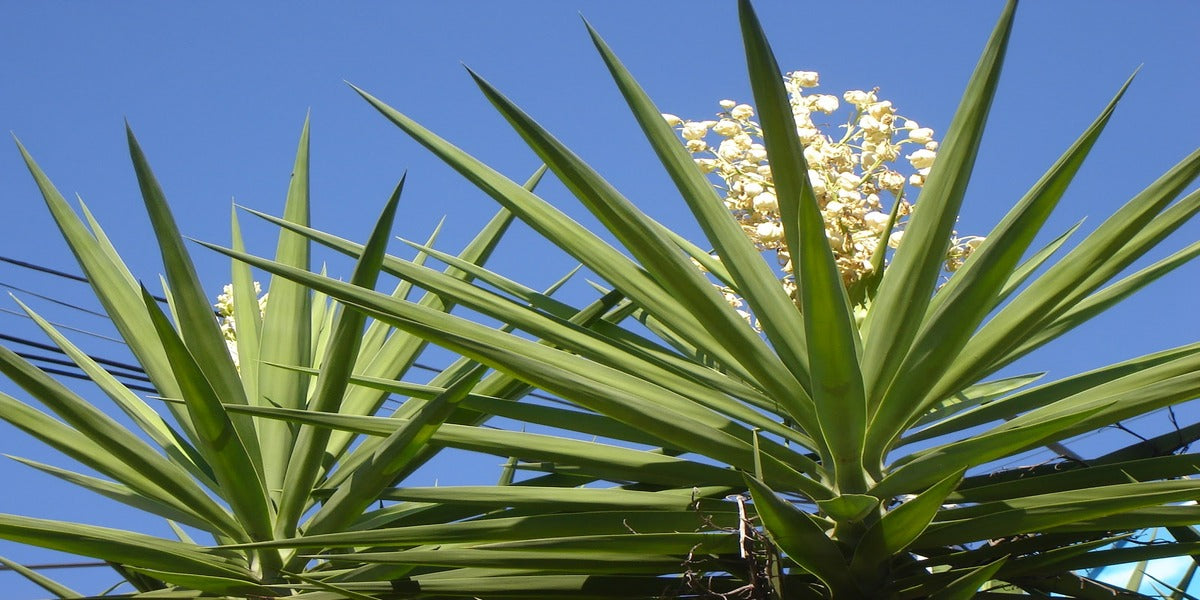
left=2, top=0, right=1199, bottom=598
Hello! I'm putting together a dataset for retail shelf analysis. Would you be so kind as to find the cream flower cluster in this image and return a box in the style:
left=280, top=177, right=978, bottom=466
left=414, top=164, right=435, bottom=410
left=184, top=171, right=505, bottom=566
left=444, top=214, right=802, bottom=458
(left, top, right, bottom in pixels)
left=664, top=70, right=981, bottom=302
left=214, top=282, right=267, bottom=368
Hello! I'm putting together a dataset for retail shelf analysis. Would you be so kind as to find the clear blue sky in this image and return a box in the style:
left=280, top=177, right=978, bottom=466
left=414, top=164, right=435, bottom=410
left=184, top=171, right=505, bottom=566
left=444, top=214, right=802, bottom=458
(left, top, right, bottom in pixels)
left=1, top=1, right=1198, bottom=595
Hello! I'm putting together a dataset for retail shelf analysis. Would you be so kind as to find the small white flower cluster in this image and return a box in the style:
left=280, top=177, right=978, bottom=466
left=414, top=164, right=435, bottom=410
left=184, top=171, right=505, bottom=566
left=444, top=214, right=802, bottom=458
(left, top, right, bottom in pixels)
left=664, top=70, right=981, bottom=309
left=214, top=282, right=267, bottom=368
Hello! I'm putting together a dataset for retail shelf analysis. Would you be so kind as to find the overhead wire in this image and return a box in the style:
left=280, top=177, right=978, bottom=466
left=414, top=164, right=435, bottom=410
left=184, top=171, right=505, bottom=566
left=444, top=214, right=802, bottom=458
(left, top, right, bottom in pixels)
left=0, top=307, right=124, bottom=344
left=0, top=257, right=570, bottom=405
left=0, top=279, right=109, bottom=318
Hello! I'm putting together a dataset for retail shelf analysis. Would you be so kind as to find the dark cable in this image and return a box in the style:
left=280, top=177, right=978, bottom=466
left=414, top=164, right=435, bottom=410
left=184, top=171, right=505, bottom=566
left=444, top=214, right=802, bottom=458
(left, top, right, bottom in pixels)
left=0, top=332, right=144, bottom=373
left=0, top=255, right=168, bottom=303
left=0, top=307, right=123, bottom=343
left=0, top=561, right=108, bottom=572
left=0, top=279, right=108, bottom=318
left=0, top=256, right=88, bottom=283
left=31, top=365, right=157, bottom=394
left=16, top=351, right=151, bottom=383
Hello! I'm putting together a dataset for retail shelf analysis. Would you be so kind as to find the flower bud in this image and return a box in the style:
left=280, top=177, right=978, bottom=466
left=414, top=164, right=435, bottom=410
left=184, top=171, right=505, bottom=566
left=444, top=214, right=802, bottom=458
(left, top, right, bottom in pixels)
left=791, top=70, right=820, bottom=87
left=712, top=119, right=740, bottom=137
left=681, top=122, right=709, bottom=140
left=717, top=140, right=742, bottom=159
left=844, top=89, right=875, bottom=107
left=863, top=211, right=889, bottom=233
left=752, top=191, right=778, bottom=213
left=907, top=127, right=935, bottom=144
left=867, top=101, right=894, bottom=119
left=813, top=94, right=839, bottom=114
left=795, top=126, right=819, bottom=143
left=906, top=148, right=937, bottom=170
left=803, top=146, right=823, bottom=165
left=877, top=170, right=905, bottom=191
left=756, top=221, right=784, bottom=243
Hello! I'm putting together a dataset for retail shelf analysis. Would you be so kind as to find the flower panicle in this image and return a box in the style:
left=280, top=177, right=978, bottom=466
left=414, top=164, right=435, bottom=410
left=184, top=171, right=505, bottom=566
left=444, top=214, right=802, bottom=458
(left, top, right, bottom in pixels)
left=214, top=281, right=267, bottom=368
left=667, top=69, right=981, bottom=308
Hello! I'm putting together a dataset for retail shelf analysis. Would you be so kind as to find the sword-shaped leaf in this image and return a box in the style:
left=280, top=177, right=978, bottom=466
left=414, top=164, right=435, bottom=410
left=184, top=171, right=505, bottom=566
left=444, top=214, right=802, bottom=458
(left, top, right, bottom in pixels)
left=927, top=557, right=1008, bottom=600
left=902, top=342, right=1200, bottom=446
left=369, top=485, right=732, bottom=512
left=255, top=117, right=314, bottom=494
left=587, top=21, right=814, bottom=394
left=125, top=125, right=262, bottom=476
left=0, top=352, right=238, bottom=537
left=224, top=510, right=734, bottom=550
left=860, top=0, right=1017, bottom=408
left=275, top=178, right=402, bottom=538
left=1005, top=238, right=1200, bottom=363
left=303, top=365, right=485, bottom=537
left=744, top=475, right=854, bottom=596
left=319, top=235, right=785, bottom=421
left=468, top=68, right=816, bottom=437
left=14, top=297, right=213, bottom=487
left=200, top=241, right=827, bottom=497
left=740, top=0, right=867, bottom=492
left=246, top=168, right=536, bottom=464
left=14, top=140, right=193, bottom=436
left=6, top=455, right=212, bottom=532
left=953, top=453, right=1200, bottom=503
left=255, top=242, right=809, bottom=447
left=910, top=373, right=1043, bottom=431
left=921, top=480, right=1200, bottom=547
left=352, top=84, right=765, bottom=385
left=0, top=555, right=81, bottom=599
left=928, top=149, right=1200, bottom=410
left=255, top=366, right=673, bottom=447
left=476, top=532, right=738, bottom=554
left=0, top=514, right=252, bottom=582
left=850, top=470, right=963, bottom=582
left=281, top=571, right=384, bottom=600
left=873, top=403, right=1108, bottom=498
left=338, top=547, right=711, bottom=574
left=988, top=219, right=1083, bottom=310
left=219, top=403, right=747, bottom=488
left=229, top=206, right=262, bottom=403
left=869, top=74, right=1133, bottom=459
left=140, top=285, right=273, bottom=545
left=122, top=567, right=277, bottom=597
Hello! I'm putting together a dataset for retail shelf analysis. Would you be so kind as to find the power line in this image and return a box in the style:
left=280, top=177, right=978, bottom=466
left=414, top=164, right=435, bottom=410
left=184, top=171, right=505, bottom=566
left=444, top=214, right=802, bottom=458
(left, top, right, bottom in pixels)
left=15, top=351, right=151, bottom=383
left=0, top=561, right=108, bottom=572
left=30, top=364, right=156, bottom=394
left=0, top=332, right=143, bottom=373
left=0, top=279, right=108, bottom=318
left=0, top=254, right=169, bottom=303
left=0, top=256, right=89, bottom=283
left=0, top=307, right=123, bottom=344
left=1, top=256, right=579, bottom=404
